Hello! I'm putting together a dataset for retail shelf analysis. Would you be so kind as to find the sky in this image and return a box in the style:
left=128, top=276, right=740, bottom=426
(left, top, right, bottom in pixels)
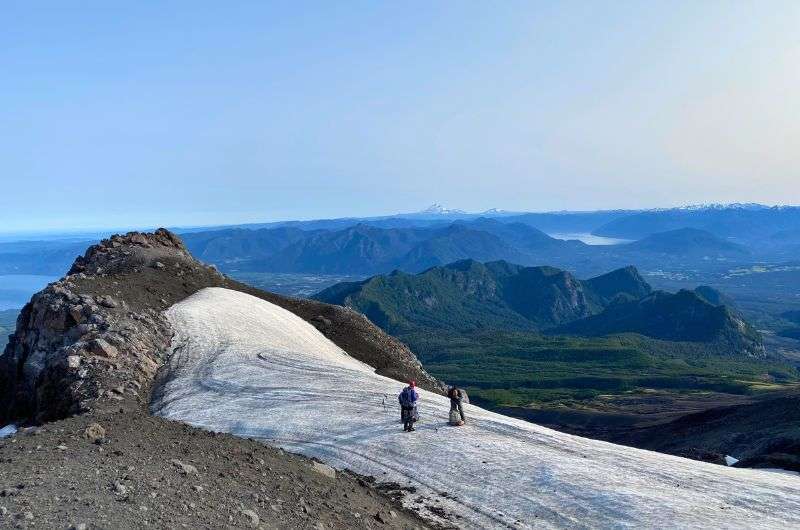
left=2, top=1, right=799, bottom=232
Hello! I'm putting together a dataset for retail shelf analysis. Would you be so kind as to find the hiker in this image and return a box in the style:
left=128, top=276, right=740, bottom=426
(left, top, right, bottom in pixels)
left=448, top=386, right=466, bottom=426
left=398, top=381, right=419, bottom=432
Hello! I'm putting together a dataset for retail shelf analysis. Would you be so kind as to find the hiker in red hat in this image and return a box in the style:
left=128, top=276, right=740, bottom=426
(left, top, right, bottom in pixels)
left=398, top=380, right=419, bottom=432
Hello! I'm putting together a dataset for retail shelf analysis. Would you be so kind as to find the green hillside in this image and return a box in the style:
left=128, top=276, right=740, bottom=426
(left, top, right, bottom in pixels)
left=316, top=259, right=794, bottom=430
left=315, top=259, right=650, bottom=334
left=555, top=290, right=764, bottom=356
left=315, top=259, right=759, bottom=353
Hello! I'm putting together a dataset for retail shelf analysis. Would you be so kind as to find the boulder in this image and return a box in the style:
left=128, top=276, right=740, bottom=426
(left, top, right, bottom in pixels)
left=84, top=422, right=106, bottom=443
left=96, top=296, right=118, bottom=309
left=241, top=509, right=260, bottom=528
left=88, top=339, right=118, bottom=359
left=112, top=481, right=127, bottom=495
left=311, top=461, right=336, bottom=480
left=171, top=459, right=198, bottom=475
left=68, top=305, right=84, bottom=324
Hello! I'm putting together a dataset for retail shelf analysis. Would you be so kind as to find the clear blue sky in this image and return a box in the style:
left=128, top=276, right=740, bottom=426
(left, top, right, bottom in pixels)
left=2, top=1, right=799, bottom=232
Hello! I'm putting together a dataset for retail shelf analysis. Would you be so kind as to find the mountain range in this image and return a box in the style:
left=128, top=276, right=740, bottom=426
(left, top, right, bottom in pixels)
left=555, top=288, right=761, bottom=352
left=593, top=204, right=800, bottom=243
left=182, top=218, right=762, bottom=278
left=182, top=219, right=586, bottom=275
left=175, top=202, right=800, bottom=245
left=621, top=228, right=750, bottom=258
left=6, top=203, right=800, bottom=280
left=315, top=259, right=763, bottom=355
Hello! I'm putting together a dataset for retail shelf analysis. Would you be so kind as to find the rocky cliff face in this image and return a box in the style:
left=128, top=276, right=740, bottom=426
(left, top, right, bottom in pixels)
left=0, top=229, right=441, bottom=424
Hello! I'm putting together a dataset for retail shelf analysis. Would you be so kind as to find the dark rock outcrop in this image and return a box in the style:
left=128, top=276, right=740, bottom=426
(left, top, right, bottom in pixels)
left=0, top=229, right=442, bottom=424
left=620, top=392, right=800, bottom=471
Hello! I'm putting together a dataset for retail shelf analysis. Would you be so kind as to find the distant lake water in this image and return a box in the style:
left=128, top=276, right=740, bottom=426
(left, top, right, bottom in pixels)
left=548, top=232, right=632, bottom=246
left=0, top=274, right=58, bottom=310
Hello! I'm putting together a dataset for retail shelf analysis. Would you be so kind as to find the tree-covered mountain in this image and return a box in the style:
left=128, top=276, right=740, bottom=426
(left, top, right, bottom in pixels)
left=583, top=265, right=652, bottom=304
left=554, top=289, right=763, bottom=356
left=180, top=227, right=317, bottom=263
left=452, top=218, right=569, bottom=251
left=183, top=220, right=586, bottom=275
left=620, top=228, right=750, bottom=258
left=249, top=224, right=432, bottom=274
left=175, top=206, right=800, bottom=280
left=3, top=205, right=788, bottom=281
left=315, top=259, right=761, bottom=355
left=693, top=285, right=738, bottom=309
left=316, top=259, right=644, bottom=333
left=489, top=210, right=637, bottom=234
left=8, top=204, right=800, bottom=280
left=177, top=218, right=772, bottom=279
left=392, top=224, right=528, bottom=273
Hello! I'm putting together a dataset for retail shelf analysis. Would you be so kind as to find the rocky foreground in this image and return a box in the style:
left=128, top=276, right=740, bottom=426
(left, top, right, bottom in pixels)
left=0, top=230, right=440, bottom=529
left=0, top=407, right=430, bottom=529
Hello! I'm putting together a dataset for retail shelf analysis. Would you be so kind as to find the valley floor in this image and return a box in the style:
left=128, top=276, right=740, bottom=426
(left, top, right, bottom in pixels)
left=155, top=288, right=800, bottom=530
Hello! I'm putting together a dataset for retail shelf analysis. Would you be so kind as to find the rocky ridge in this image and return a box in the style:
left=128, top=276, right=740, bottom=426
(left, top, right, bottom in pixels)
left=0, top=229, right=441, bottom=425
left=0, top=229, right=440, bottom=529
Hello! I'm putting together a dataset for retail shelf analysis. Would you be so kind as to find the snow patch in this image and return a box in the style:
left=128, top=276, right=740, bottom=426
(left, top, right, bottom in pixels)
left=0, top=424, right=17, bottom=438
left=725, top=455, right=740, bottom=467
left=155, top=287, right=800, bottom=529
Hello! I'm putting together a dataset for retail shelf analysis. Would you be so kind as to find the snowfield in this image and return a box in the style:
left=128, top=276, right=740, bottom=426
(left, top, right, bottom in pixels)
left=153, top=288, right=800, bottom=529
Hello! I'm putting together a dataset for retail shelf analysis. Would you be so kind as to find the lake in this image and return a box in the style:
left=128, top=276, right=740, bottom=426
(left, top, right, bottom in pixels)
left=548, top=232, right=632, bottom=245
left=0, top=274, right=58, bottom=310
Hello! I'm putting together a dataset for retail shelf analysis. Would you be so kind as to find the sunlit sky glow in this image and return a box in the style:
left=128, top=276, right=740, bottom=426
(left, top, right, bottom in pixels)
left=2, top=1, right=799, bottom=232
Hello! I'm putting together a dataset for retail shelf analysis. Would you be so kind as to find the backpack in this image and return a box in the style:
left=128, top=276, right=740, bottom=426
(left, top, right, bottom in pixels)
left=449, top=408, right=464, bottom=426
left=399, top=387, right=416, bottom=407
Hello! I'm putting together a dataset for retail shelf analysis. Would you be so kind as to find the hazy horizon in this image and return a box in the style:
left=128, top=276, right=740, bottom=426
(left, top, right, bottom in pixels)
left=2, top=200, right=798, bottom=239
left=3, top=1, right=799, bottom=232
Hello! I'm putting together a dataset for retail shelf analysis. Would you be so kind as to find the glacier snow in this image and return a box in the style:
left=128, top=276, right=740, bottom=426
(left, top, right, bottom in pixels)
left=153, top=287, right=800, bottom=529
left=0, top=424, right=16, bottom=439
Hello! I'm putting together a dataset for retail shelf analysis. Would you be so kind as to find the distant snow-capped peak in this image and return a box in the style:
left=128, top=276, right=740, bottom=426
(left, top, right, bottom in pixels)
left=418, top=204, right=466, bottom=215
left=416, top=204, right=513, bottom=216
left=646, top=203, right=772, bottom=212
left=678, top=203, right=769, bottom=211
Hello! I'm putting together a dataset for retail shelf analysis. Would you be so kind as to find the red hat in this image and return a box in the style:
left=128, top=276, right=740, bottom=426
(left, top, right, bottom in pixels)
left=409, top=380, right=416, bottom=387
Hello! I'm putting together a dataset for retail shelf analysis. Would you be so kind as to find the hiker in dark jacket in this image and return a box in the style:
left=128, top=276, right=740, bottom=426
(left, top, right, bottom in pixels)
left=448, top=386, right=466, bottom=424
left=398, top=381, right=419, bottom=432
